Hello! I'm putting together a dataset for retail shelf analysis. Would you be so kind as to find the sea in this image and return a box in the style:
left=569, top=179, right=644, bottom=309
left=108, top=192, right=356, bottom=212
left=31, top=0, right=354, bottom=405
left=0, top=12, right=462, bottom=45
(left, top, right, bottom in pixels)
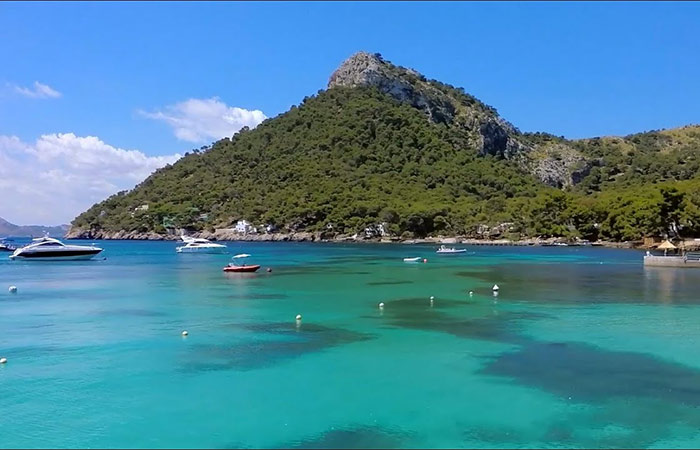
left=1, top=240, right=700, bottom=449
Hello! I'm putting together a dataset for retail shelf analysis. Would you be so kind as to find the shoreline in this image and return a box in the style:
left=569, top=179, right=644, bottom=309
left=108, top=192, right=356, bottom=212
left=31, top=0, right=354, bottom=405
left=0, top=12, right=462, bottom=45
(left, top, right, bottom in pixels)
left=64, top=229, right=645, bottom=249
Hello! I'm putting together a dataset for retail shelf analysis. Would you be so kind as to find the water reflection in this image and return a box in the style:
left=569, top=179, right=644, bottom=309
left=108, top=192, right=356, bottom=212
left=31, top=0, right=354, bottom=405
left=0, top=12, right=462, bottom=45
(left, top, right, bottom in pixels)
left=642, top=267, right=700, bottom=304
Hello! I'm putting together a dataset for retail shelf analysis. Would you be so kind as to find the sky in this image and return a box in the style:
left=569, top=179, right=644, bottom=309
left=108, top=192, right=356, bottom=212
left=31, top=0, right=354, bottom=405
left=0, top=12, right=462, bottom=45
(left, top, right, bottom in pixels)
left=1, top=1, right=699, bottom=225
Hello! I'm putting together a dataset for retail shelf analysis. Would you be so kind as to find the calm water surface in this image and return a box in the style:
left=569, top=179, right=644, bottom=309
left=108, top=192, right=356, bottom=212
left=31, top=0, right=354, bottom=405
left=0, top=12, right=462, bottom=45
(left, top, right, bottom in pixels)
left=1, top=241, right=699, bottom=448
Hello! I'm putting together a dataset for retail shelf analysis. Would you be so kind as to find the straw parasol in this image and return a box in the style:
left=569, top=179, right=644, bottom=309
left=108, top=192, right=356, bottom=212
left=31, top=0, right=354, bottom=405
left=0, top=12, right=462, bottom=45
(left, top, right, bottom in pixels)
left=657, top=240, right=676, bottom=250
left=657, top=240, right=676, bottom=256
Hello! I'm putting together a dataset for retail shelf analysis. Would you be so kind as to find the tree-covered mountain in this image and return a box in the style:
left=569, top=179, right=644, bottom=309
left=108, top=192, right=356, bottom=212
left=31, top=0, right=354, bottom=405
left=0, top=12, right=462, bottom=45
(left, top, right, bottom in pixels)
left=69, top=52, right=700, bottom=242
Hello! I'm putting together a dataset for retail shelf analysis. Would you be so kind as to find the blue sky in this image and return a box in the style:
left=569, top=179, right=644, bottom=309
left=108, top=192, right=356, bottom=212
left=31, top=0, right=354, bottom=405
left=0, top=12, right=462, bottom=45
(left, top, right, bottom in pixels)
left=1, top=1, right=699, bottom=224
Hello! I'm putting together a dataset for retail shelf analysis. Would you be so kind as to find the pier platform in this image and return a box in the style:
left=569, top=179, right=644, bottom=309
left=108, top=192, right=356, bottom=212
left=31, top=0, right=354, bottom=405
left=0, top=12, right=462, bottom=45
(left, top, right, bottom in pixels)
left=643, top=254, right=700, bottom=268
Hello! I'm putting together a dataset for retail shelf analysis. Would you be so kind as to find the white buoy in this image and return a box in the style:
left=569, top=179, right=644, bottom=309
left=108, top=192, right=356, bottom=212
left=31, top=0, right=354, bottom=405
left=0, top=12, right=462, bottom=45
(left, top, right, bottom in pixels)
left=8, top=285, right=17, bottom=294
left=0, top=357, right=6, bottom=364
left=296, top=314, right=302, bottom=321
left=469, top=291, right=474, bottom=297
left=378, top=302, right=385, bottom=309
left=181, top=330, right=188, bottom=337
left=430, top=296, right=434, bottom=300
left=492, top=284, right=500, bottom=291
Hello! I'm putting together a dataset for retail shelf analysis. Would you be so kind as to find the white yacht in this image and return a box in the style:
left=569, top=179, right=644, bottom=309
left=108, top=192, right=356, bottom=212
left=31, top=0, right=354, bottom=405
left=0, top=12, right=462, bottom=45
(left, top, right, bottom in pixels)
left=176, top=236, right=227, bottom=254
left=9, top=237, right=103, bottom=261
left=436, top=245, right=467, bottom=254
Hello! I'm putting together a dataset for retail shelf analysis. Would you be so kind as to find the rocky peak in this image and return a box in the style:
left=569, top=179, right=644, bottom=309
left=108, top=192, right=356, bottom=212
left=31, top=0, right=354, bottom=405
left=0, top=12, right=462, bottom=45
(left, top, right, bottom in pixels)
left=328, top=51, right=529, bottom=160
left=328, top=52, right=388, bottom=88
left=329, top=52, right=457, bottom=125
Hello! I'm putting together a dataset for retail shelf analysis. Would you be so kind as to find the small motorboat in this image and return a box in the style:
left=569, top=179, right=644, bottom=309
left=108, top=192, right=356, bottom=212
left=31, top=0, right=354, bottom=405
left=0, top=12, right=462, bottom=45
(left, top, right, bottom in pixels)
left=0, top=239, right=16, bottom=252
left=403, top=257, right=422, bottom=263
left=9, top=236, right=102, bottom=261
left=223, top=254, right=261, bottom=273
left=176, top=235, right=227, bottom=254
left=436, top=245, right=467, bottom=254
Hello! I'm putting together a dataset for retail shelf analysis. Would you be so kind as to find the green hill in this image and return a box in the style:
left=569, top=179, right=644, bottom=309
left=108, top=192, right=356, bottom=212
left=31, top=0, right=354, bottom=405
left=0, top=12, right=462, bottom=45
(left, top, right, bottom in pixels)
left=69, top=52, right=700, bottom=242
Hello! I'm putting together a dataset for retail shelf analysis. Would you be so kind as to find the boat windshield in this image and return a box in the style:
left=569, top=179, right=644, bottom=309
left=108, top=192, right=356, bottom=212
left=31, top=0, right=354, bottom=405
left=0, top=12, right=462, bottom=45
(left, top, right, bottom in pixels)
left=35, top=241, right=64, bottom=247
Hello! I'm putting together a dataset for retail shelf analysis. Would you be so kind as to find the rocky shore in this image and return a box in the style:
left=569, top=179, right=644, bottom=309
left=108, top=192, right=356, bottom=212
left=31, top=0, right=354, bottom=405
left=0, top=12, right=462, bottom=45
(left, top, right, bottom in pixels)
left=64, top=228, right=643, bottom=248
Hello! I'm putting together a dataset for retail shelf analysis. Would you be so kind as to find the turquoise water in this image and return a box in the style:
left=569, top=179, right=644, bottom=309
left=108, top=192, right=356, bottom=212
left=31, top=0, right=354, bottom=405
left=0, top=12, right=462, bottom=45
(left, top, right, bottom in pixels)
left=2, top=241, right=700, bottom=448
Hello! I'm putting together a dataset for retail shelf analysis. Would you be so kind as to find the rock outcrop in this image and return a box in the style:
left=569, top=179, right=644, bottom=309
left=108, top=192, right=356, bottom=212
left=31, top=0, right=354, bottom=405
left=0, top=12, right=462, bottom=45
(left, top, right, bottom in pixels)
left=524, top=143, right=596, bottom=188
left=328, top=51, right=531, bottom=160
left=477, top=118, right=530, bottom=159
left=329, top=52, right=457, bottom=125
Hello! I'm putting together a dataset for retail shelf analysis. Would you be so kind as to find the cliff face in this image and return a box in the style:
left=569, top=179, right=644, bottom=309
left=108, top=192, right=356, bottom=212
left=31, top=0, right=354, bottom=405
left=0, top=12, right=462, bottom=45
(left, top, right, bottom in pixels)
left=522, top=143, right=594, bottom=189
left=329, top=52, right=530, bottom=161
left=329, top=52, right=458, bottom=125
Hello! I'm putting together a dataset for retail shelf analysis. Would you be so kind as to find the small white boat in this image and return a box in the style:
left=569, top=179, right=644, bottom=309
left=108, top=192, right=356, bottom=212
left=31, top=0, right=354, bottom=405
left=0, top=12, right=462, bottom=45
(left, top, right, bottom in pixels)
left=403, top=257, right=422, bottom=263
left=436, top=245, right=467, bottom=254
left=176, top=235, right=227, bottom=254
left=9, top=236, right=102, bottom=261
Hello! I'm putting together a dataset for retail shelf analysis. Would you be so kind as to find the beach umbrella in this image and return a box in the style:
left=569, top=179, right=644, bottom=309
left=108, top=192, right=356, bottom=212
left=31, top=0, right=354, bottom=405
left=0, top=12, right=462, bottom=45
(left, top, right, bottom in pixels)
left=657, top=240, right=676, bottom=250
left=657, top=240, right=676, bottom=256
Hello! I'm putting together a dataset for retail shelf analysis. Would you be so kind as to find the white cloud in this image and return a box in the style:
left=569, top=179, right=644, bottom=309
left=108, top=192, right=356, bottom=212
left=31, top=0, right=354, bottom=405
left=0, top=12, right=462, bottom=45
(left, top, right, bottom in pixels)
left=140, top=97, right=266, bottom=143
left=12, top=81, right=62, bottom=99
left=0, top=133, right=180, bottom=225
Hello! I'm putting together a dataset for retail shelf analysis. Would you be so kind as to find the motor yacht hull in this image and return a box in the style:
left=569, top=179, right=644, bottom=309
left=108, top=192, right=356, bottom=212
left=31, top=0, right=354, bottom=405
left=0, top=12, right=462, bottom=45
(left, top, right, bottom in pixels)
left=223, top=264, right=261, bottom=273
left=10, top=249, right=102, bottom=261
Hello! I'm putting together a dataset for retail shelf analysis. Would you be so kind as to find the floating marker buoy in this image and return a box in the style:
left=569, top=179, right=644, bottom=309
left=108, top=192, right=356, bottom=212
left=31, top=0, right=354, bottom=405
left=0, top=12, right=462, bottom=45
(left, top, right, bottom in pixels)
left=266, top=268, right=272, bottom=273
left=378, top=302, right=385, bottom=309
left=181, top=330, right=188, bottom=337
left=430, top=296, right=434, bottom=300
left=0, top=357, right=6, bottom=364
left=492, top=284, right=500, bottom=291
left=469, top=291, right=474, bottom=296
left=8, top=286, right=17, bottom=294
left=423, top=258, right=427, bottom=263
left=296, top=314, right=302, bottom=321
